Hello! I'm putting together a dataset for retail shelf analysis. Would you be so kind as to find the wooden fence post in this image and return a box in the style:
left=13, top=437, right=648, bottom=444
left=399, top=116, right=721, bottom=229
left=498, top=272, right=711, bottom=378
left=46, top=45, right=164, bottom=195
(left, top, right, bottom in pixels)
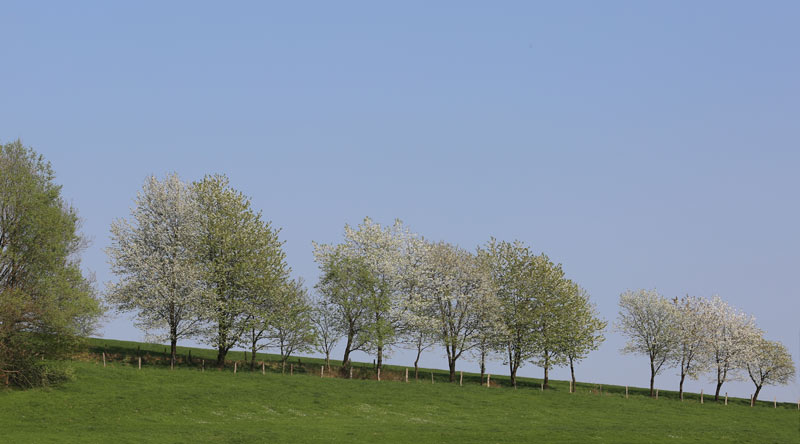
left=262, top=361, right=265, bottom=375
left=234, top=361, right=237, bottom=374
left=349, top=367, right=353, bottom=379
left=377, top=368, right=381, bottom=381
left=431, top=371, right=434, bottom=384
left=202, top=359, right=204, bottom=372
left=460, top=371, right=463, bottom=387
left=102, top=352, right=106, bottom=368
left=138, top=356, right=141, bottom=370
left=774, top=397, right=776, bottom=408
left=600, top=384, right=602, bottom=395
left=540, top=382, right=543, bottom=392
left=290, top=364, right=293, bottom=375
left=656, top=389, right=659, bottom=400
left=405, top=368, right=408, bottom=383
left=486, top=374, right=490, bottom=388
left=625, top=386, right=628, bottom=399
left=725, top=392, right=728, bottom=406
left=321, top=366, right=324, bottom=378
left=750, top=394, right=753, bottom=407
left=701, top=389, right=703, bottom=404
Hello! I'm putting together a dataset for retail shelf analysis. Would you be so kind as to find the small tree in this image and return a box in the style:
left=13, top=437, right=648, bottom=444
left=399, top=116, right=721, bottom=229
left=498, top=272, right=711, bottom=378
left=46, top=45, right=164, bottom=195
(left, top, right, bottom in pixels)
left=705, top=296, right=754, bottom=400
left=559, top=284, right=606, bottom=391
left=107, top=173, right=205, bottom=368
left=314, top=248, right=373, bottom=375
left=617, top=289, right=677, bottom=397
left=268, top=279, right=316, bottom=372
left=669, top=295, right=710, bottom=400
left=741, top=334, right=796, bottom=405
left=311, top=297, right=340, bottom=372
left=241, top=282, right=282, bottom=371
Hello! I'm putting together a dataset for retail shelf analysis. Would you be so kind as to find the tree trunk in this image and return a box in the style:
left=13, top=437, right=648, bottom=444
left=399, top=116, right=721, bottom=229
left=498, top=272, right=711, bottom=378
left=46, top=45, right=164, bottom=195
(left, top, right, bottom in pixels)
left=510, top=366, right=518, bottom=389
left=679, top=372, right=686, bottom=400
left=569, top=357, right=575, bottom=393
left=168, top=303, right=177, bottom=369
left=250, top=342, right=257, bottom=371
left=752, top=385, right=762, bottom=405
left=508, top=345, right=517, bottom=388
left=543, top=351, right=550, bottom=389
left=216, top=345, right=227, bottom=368
left=376, top=345, right=383, bottom=372
left=341, top=332, right=353, bottom=377
left=448, top=359, right=457, bottom=383
left=714, top=362, right=727, bottom=401
left=543, top=366, right=549, bottom=389
left=649, top=359, right=656, bottom=397
left=325, top=351, right=331, bottom=372
left=414, top=347, right=422, bottom=380
left=169, top=336, right=177, bottom=370
left=479, top=349, right=486, bottom=385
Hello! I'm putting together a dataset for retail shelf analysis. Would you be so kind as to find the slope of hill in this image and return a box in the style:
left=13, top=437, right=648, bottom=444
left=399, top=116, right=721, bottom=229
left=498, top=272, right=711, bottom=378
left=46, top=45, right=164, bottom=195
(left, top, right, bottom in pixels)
left=0, top=338, right=796, bottom=443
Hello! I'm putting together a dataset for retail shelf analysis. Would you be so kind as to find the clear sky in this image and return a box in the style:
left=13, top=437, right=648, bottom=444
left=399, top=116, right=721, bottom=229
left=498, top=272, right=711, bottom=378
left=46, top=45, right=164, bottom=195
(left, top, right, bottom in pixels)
left=2, top=1, right=798, bottom=402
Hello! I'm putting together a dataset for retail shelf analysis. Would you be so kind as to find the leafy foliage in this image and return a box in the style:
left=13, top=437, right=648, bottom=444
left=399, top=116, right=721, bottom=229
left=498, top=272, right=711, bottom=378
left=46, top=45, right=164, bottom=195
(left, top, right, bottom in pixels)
left=107, top=173, right=205, bottom=366
left=192, top=174, right=289, bottom=366
left=0, top=141, right=102, bottom=387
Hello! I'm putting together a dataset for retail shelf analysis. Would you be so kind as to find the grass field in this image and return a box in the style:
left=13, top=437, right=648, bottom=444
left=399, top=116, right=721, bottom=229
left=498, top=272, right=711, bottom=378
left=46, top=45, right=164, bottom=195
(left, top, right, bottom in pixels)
left=1, top=338, right=797, bottom=443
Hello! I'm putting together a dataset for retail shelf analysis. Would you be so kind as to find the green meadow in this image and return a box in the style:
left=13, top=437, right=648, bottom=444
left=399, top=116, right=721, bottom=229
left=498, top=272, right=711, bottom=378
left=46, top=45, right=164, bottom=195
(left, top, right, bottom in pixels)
left=1, top=338, right=796, bottom=443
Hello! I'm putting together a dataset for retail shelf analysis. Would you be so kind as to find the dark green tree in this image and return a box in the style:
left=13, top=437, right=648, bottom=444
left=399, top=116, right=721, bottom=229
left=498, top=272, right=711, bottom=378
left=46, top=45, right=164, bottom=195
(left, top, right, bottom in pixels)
left=192, top=174, right=288, bottom=368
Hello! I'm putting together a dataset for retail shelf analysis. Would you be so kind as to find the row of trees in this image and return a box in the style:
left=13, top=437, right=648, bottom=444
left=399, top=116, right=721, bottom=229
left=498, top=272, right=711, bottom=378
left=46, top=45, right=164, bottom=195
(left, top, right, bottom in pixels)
left=617, top=289, right=795, bottom=402
left=4, top=144, right=795, bottom=401
left=104, top=174, right=796, bottom=400
left=313, top=218, right=606, bottom=387
left=107, top=173, right=314, bottom=370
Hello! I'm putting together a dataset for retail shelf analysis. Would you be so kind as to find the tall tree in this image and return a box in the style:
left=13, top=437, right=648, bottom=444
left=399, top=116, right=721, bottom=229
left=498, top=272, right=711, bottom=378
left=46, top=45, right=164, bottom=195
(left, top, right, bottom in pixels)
left=617, top=289, right=677, bottom=397
left=559, top=283, right=606, bottom=392
left=669, top=295, right=710, bottom=400
left=741, top=335, right=796, bottom=405
left=107, top=173, right=205, bottom=368
left=193, top=174, right=288, bottom=367
left=1, top=141, right=103, bottom=387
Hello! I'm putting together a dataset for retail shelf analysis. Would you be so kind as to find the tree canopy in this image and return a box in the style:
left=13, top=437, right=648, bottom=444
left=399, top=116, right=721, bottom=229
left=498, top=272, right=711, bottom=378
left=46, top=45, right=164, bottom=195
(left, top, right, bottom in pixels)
left=0, top=140, right=103, bottom=387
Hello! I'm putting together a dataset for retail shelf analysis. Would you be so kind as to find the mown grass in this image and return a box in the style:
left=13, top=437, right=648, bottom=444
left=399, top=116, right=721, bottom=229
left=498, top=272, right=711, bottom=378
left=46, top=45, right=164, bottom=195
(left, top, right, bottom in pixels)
left=1, top=338, right=797, bottom=443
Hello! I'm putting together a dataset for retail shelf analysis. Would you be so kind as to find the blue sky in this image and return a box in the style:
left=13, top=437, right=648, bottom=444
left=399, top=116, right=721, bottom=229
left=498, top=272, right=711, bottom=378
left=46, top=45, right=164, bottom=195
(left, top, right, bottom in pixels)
left=2, top=1, right=798, bottom=402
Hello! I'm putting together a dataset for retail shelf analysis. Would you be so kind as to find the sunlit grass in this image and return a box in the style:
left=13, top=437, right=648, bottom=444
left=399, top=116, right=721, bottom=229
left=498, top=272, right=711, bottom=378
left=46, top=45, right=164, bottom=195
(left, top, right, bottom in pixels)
left=1, top=338, right=796, bottom=443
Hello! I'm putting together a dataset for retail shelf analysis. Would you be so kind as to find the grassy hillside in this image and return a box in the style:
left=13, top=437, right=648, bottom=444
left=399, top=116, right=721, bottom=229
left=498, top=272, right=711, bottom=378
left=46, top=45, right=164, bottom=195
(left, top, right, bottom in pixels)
left=1, top=338, right=797, bottom=443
